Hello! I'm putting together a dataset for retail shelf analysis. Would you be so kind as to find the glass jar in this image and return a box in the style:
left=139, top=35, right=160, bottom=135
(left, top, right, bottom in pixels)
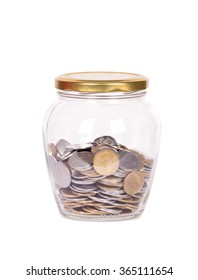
left=43, top=72, right=160, bottom=221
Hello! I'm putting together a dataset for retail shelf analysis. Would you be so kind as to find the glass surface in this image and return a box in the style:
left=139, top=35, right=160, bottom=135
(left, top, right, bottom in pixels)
left=43, top=91, right=160, bottom=221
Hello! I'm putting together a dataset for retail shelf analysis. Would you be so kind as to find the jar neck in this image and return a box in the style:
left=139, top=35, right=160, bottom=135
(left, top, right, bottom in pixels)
left=57, top=90, right=147, bottom=100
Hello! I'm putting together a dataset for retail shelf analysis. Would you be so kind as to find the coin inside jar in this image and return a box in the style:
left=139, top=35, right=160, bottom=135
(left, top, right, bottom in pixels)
left=68, top=151, right=94, bottom=171
left=48, top=143, right=58, bottom=157
left=93, top=149, right=119, bottom=176
left=48, top=135, right=154, bottom=216
left=56, top=139, right=71, bottom=156
left=49, top=157, right=71, bottom=188
left=91, top=144, right=117, bottom=154
left=124, top=171, right=144, bottom=195
left=93, top=135, right=118, bottom=146
left=119, top=150, right=142, bottom=171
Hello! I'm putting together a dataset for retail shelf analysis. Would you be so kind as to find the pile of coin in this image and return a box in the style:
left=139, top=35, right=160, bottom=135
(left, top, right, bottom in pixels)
left=48, top=136, right=153, bottom=216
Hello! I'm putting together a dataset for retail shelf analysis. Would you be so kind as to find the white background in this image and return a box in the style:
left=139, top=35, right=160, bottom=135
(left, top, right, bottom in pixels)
left=0, top=0, right=198, bottom=279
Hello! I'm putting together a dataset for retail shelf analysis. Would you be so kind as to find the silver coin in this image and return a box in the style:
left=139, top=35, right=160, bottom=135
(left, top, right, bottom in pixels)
left=66, top=143, right=94, bottom=150
left=50, top=160, right=71, bottom=188
left=141, top=165, right=152, bottom=172
left=90, top=194, right=135, bottom=208
left=99, top=189, right=126, bottom=197
left=48, top=155, right=58, bottom=167
left=119, top=150, right=142, bottom=171
left=71, top=184, right=96, bottom=193
left=56, top=139, right=71, bottom=156
left=68, top=151, right=93, bottom=171
left=71, top=170, right=88, bottom=180
left=99, top=176, right=123, bottom=183
left=100, top=193, right=130, bottom=202
left=71, top=178, right=97, bottom=185
left=98, top=192, right=118, bottom=200
left=91, top=144, right=117, bottom=154
left=98, top=179, right=123, bottom=187
left=59, top=150, right=77, bottom=161
left=113, top=168, right=129, bottom=178
left=62, top=196, right=89, bottom=202
left=61, top=194, right=89, bottom=202
left=89, top=194, right=115, bottom=204
left=71, top=183, right=97, bottom=191
left=93, top=135, right=118, bottom=147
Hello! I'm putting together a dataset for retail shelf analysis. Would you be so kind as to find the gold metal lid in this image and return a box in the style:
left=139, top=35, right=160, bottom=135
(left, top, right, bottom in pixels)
left=55, top=72, right=148, bottom=93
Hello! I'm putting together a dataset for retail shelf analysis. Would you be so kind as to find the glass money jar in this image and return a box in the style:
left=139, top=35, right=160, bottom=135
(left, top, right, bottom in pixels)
left=43, top=72, right=160, bottom=221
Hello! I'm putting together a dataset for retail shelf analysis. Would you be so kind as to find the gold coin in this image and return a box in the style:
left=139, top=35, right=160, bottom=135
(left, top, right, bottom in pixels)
left=124, top=171, right=144, bottom=195
left=93, top=149, right=119, bottom=176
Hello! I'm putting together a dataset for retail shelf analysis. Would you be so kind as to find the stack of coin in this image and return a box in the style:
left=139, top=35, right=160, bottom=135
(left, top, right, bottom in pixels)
left=48, top=136, right=154, bottom=216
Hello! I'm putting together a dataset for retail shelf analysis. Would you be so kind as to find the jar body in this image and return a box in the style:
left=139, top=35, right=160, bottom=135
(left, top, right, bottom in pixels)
left=43, top=92, right=160, bottom=221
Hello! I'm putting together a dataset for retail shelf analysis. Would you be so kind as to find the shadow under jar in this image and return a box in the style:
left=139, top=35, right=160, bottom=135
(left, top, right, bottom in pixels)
left=43, top=72, right=160, bottom=221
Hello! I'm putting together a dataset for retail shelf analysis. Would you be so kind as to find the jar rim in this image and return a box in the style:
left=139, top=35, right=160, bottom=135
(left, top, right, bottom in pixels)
left=55, top=72, right=148, bottom=93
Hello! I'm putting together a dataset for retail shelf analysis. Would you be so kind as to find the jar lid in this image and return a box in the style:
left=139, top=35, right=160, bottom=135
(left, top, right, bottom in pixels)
left=55, top=72, right=148, bottom=93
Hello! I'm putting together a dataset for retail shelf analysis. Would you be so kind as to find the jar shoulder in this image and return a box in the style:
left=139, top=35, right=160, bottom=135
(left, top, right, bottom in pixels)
left=43, top=98, right=160, bottom=127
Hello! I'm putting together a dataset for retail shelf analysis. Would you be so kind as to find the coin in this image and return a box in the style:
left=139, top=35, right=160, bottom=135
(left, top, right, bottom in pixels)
left=119, top=150, right=142, bottom=171
left=139, top=170, right=151, bottom=178
left=71, top=170, right=88, bottom=180
left=94, top=135, right=118, bottom=147
left=48, top=143, right=58, bottom=157
left=48, top=155, right=57, bottom=166
left=129, top=149, right=145, bottom=169
left=56, top=139, right=71, bottom=156
left=71, top=183, right=97, bottom=192
left=91, top=144, right=117, bottom=154
left=113, top=168, right=129, bottom=178
left=71, top=178, right=97, bottom=185
left=91, top=145, right=102, bottom=154
left=93, top=149, right=119, bottom=176
left=66, top=143, right=94, bottom=150
left=99, top=176, right=123, bottom=183
left=80, top=168, right=106, bottom=179
left=70, top=190, right=95, bottom=198
left=97, top=182, right=123, bottom=191
left=96, top=207, right=122, bottom=215
left=124, top=171, right=144, bottom=195
left=50, top=160, right=71, bottom=188
left=60, top=196, right=89, bottom=203
left=89, top=194, right=116, bottom=204
left=68, top=151, right=94, bottom=171
left=59, top=150, right=77, bottom=161
left=98, top=179, right=123, bottom=187
left=118, top=144, right=128, bottom=150
left=59, top=187, right=76, bottom=197
left=99, top=191, right=127, bottom=200
left=50, top=136, right=154, bottom=216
